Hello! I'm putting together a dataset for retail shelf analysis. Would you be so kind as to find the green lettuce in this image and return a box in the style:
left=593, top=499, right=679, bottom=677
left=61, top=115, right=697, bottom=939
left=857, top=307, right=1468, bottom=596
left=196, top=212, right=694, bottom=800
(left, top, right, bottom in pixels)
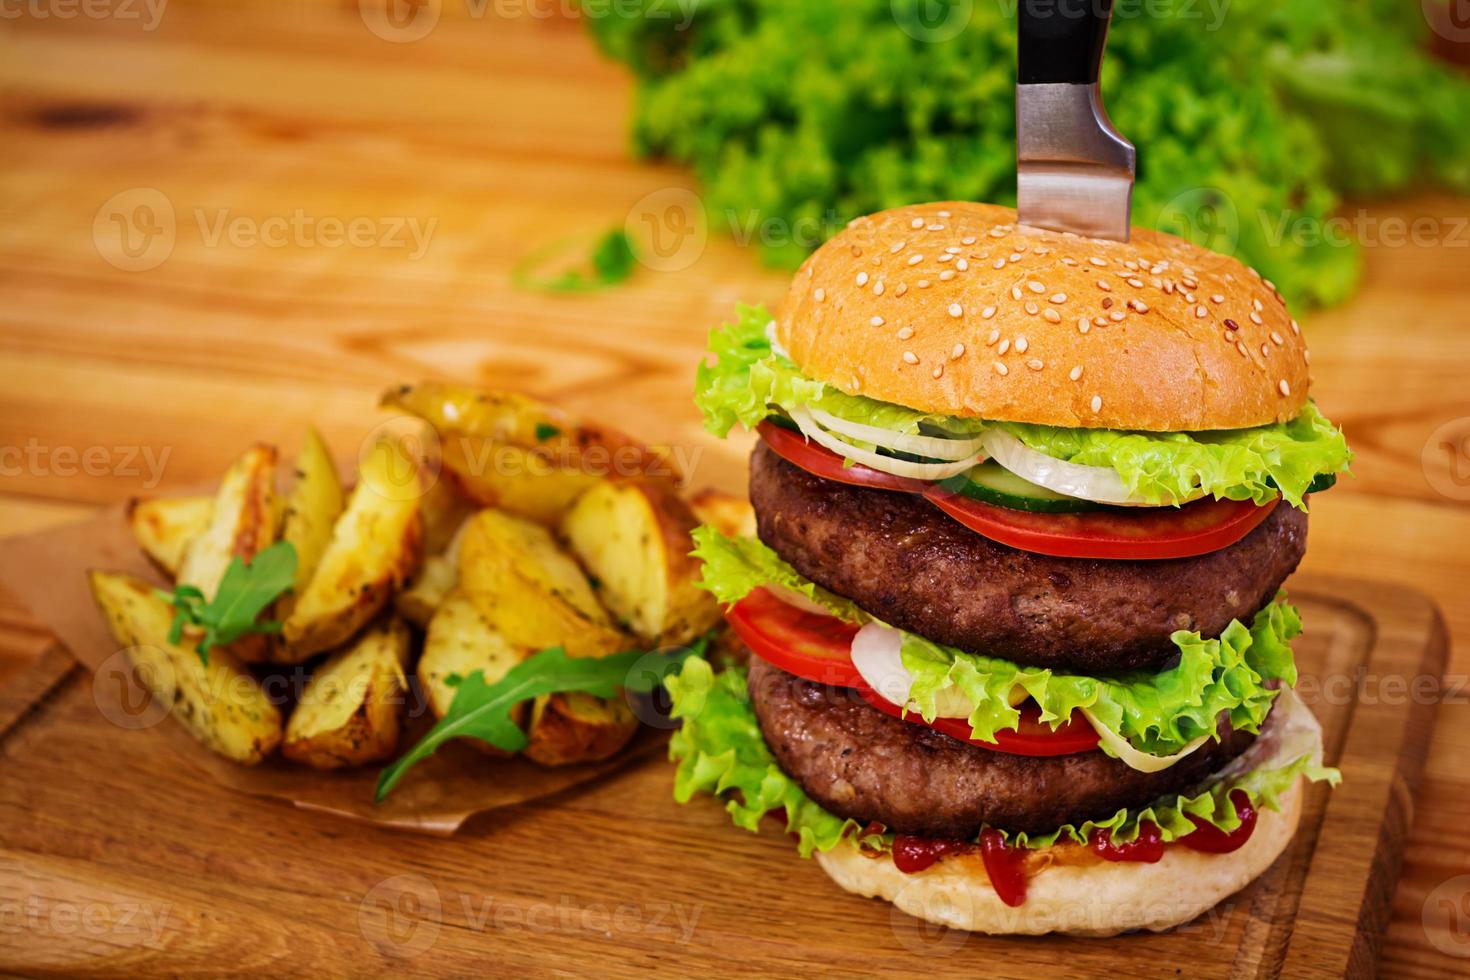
left=667, top=656, right=1338, bottom=854
left=694, top=527, right=1299, bottom=756
left=695, top=305, right=1351, bottom=508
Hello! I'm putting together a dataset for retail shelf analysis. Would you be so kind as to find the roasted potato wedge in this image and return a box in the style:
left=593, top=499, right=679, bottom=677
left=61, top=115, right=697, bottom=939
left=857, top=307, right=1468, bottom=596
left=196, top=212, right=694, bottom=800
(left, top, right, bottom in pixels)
left=688, top=487, right=757, bottom=539
left=176, top=443, right=279, bottom=600
left=395, top=511, right=471, bottom=628
left=282, top=617, right=412, bottom=769
left=457, top=509, right=625, bottom=658
left=274, top=427, right=345, bottom=626
left=280, top=438, right=423, bottom=661
left=127, top=495, right=212, bottom=578
left=418, top=590, right=529, bottom=754
left=561, top=481, right=719, bottom=647
left=440, top=438, right=605, bottom=525
left=417, top=464, right=476, bottom=556
left=88, top=571, right=282, bottom=764
left=524, top=692, right=638, bottom=766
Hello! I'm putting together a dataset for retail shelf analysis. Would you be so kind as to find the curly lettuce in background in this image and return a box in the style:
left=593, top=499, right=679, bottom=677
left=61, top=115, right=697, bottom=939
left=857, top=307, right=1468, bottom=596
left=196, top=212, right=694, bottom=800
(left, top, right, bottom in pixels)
left=586, top=0, right=1470, bottom=309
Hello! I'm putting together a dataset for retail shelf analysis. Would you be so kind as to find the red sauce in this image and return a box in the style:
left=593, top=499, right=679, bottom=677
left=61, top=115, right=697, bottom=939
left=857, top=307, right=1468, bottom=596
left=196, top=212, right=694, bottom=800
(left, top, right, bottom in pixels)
left=1178, top=790, right=1259, bottom=854
left=892, top=835, right=975, bottom=874
left=1089, top=821, right=1167, bottom=863
left=978, top=829, right=1028, bottom=907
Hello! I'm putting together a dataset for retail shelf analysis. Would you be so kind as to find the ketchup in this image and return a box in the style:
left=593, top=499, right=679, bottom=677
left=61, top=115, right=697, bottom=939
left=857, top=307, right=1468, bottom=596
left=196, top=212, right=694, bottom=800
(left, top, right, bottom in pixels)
left=1089, top=821, right=1167, bottom=863
left=892, top=835, right=974, bottom=874
left=1178, top=790, right=1259, bottom=854
left=978, top=829, right=1028, bottom=908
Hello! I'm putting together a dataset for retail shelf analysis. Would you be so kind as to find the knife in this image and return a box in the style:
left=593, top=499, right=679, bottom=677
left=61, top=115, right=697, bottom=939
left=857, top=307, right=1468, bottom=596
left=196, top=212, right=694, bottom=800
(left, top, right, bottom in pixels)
left=1015, top=0, right=1135, bottom=241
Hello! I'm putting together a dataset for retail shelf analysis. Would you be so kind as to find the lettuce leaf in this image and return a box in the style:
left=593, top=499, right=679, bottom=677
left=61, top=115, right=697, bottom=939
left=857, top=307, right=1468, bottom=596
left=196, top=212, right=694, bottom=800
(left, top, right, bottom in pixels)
left=693, top=305, right=1351, bottom=508
left=666, top=657, right=1338, bottom=854
left=694, top=528, right=1299, bottom=756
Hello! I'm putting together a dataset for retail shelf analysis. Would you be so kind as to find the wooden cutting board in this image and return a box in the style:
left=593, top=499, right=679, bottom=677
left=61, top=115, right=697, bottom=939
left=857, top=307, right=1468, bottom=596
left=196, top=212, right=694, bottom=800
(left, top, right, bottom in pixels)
left=0, top=572, right=1444, bottom=977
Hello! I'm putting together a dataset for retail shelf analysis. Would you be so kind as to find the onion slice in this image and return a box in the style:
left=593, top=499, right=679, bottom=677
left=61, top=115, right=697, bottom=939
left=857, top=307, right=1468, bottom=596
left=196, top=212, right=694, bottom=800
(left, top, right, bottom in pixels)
left=805, top=406, right=986, bottom=462
left=1080, top=707, right=1209, bottom=772
left=789, top=407, right=984, bottom=481
left=980, top=428, right=1202, bottom=507
left=850, top=623, right=999, bottom=720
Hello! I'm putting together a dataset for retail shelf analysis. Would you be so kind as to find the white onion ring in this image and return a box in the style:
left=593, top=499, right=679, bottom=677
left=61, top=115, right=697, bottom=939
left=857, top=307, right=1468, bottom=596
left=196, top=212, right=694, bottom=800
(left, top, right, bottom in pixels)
left=1080, top=708, right=1209, bottom=773
left=980, top=429, right=1200, bottom=507
left=790, top=407, right=984, bottom=481
left=849, top=624, right=975, bottom=718
left=806, top=406, right=986, bottom=462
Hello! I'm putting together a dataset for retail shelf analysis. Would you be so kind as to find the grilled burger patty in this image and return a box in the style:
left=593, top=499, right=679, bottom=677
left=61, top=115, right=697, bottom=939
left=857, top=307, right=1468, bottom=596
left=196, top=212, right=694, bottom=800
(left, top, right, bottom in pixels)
left=750, top=441, right=1307, bottom=675
left=748, top=656, right=1254, bottom=839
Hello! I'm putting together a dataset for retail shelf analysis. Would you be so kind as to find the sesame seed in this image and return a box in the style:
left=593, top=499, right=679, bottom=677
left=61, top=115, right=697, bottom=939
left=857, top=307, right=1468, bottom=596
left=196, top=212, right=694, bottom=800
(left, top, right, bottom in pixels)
left=1109, top=311, right=1126, bottom=322
left=1225, top=318, right=1239, bottom=331
left=945, top=246, right=962, bottom=255
left=1024, top=301, right=1039, bottom=316
left=994, top=361, right=1009, bottom=376
left=1090, top=395, right=1103, bottom=412
left=986, top=328, right=1001, bottom=345
left=1097, top=280, right=1112, bottom=292
left=1015, top=336, right=1029, bottom=353
left=1102, top=297, right=1114, bottom=309
left=1009, top=253, right=1022, bottom=263
left=897, top=326, right=914, bottom=340
left=1270, top=331, right=1284, bottom=345
left=1069, top=365, right=1083, bottom=381
left=1249, top=311, right=1263, bottom=325
left=982, top=306, right=998, bottom=319
left=890, top=241, right=906, bottom=254
left=1222, top=331, right=1234, bottom=343
left=907, top=253, right=923, bottom=266
left=1252, top=298, right=1263, bottom=312
left=1303, top=349, right=1311, bottom=364
left=918, top=280, right=932, bottom=289
left=1150, top=264, right=1166, bottom=275
left=1027, top=281, right=1045, bottom=294
left=1261, top=344, right=1270, bottom=357
left=962, top=236, right=977, bottom=246
left=1195, top=305, right=1208, bottom=318
left=1124, top=261, right=1138, bottom=271
left=1290, top=319, right=1300, bottom=335
left=1132, top=300, right=1149, bottom=314
left=932, top=364, right=944, bottom=379
left=814, top=288, right=825, bottom=302
left=1128, top=278, right=1145, bottom=288
left=1094, top=316, right=1108, bottom=327
left=1089, top=257, right=1107, bottom=267
left=952, top=343, right=965, bottom=359
left=948, top=303, right=963, bottom=318
left=956, top=259, right=969, bottom=271
left=927, top=224, right=944, bottom=231
left=992, top=258, right=1007, bottom=270
left=1278, top=379, right=1290, bottom=396
left=871, top=316, right=885, bottom=327
left=998, top=339, right=1011, bottom=355
left=1042, top=309, right=1061, bottom=323
left=1050, top=292, right=1067, bottom=304
left=856, top=272, right=869, bottom=286
left=903, top=351, right=919, bottom=364
left=1011, top=286, right=1023, bottom=301
left=938, top=210, right=951, bottom=218
left=1236, top=343, right=1248, bottom=357
left=990, top=228, right=1007, bottom=238
left=911, top=218, right=925, bottom=229
left=939, top=270, right=955, bottom=281
left=1211, top=294, right=1224, bottom=304
left=895, top=283, right=909, bottom=297
left=851, top=245, right=862, bottom=257
left=1077, top=318, right=1091, bottom=335
left=1263, top=279, right=1276, bottom=292
left=1027, top=358, right=1044, bottom=371
left=874, top=282, right=885, bottom=296
left=937, top=253, right=954, bottom=263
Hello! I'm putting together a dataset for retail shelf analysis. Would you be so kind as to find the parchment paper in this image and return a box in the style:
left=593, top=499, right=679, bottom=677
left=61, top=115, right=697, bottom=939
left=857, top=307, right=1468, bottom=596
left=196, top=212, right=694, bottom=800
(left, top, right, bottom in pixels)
left=0, top=504, right=664, bottom=835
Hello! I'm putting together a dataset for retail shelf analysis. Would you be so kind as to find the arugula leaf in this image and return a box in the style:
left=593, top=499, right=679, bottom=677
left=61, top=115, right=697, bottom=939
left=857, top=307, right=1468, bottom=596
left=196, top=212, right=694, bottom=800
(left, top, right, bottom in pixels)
left=374, top=636, right=708, bottom=802
left=512, top=228, right=637, bottom=294
left=157, top=541, right=297, bottom=665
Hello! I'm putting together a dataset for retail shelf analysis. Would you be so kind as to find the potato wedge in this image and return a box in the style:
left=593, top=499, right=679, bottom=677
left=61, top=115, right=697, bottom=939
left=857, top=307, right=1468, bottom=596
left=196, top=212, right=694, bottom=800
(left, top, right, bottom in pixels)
left=561, top=481, right=719, bottom=647
left=282, top=617, right=412, bottom=769
left=127, top=495, right=212, bottom=578
left=688, top=487, right=756, bottom=539
left=176, top=444, right=279, bottom=600
left=417, top=463, right=476, bottom=556
left=395, top=510, right=471, bottom=628
left=457, top=509, right=625, bottom=658
left=524, top=692, right=637, bottom=766
left=440, top=438, right=605, bottom=525
left=418, top=590, right=529, bottom=754
left=88, top=571, right=282, bottom=764
left=274, top=427, right=345, bottom=626
left=280, top=438, right=423, bottom=661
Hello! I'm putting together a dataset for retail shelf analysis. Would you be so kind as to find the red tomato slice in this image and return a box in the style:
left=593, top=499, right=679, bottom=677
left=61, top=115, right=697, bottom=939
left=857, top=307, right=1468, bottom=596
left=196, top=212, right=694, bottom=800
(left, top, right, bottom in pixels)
left=855, top=685, right=1101, bottom=757
left=923, top=486, right=1279, bottom=560
left=757, top=421, right=930, bottom=494
left=725, top=588, right=863, bottom=688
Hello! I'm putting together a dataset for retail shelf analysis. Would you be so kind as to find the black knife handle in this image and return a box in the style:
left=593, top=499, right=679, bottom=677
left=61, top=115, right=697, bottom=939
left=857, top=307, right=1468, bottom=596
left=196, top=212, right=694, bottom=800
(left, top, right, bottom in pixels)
left=1017, top=0, right=1115, bottom=86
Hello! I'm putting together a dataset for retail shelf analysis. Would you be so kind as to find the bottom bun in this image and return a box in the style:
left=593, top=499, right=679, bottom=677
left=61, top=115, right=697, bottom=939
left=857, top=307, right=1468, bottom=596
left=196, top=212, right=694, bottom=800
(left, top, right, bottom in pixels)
left=816, top=781, right=1303, bottom=937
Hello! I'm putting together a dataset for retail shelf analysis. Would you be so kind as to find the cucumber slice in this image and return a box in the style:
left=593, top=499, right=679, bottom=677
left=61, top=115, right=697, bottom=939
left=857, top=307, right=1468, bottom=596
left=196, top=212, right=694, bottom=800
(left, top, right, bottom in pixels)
left=941, top=461, right=1104, bottom=513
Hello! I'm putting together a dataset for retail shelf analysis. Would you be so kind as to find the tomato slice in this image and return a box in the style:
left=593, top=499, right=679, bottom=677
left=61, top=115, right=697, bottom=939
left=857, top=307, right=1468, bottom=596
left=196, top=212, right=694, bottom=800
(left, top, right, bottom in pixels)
left=757, top=421, right=930, bottom=494
left=725, top=587, right=863, bottom=688
left=923, top=486, right=1279, bottom=560
left=855, top=685, right=1101, bottom=756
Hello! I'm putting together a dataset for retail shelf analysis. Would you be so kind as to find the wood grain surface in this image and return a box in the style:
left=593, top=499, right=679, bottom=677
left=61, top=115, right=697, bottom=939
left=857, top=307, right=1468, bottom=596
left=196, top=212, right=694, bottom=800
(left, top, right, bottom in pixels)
left=1, top=4, right=1467, bottom=976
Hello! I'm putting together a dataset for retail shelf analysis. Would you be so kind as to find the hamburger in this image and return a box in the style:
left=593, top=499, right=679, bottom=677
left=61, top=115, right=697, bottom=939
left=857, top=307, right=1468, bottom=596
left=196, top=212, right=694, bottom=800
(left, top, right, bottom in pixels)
left=667, top=201, right=1351, bottom=936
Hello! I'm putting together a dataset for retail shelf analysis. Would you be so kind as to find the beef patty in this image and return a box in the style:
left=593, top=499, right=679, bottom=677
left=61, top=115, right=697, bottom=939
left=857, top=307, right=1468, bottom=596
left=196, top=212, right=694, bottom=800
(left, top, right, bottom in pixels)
left=748, top=657, right=1254, bottom=839
left=750, top=441, right=1307, bottom=675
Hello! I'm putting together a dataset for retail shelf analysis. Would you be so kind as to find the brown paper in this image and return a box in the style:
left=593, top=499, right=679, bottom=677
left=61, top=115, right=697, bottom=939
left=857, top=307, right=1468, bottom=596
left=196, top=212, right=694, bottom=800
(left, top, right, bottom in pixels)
left=0, top=504, right=665, bottom=835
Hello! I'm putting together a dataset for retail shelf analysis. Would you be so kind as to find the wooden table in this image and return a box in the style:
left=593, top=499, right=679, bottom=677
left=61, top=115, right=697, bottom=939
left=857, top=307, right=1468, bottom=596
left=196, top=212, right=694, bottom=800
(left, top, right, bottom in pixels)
left=0, top=5, right=1466, bottom=975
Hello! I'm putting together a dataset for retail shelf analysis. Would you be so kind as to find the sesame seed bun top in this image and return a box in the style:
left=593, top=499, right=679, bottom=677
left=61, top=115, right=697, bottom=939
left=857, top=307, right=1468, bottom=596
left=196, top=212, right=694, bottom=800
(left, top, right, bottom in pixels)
left=775, top=202, right=1311, bottom=431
